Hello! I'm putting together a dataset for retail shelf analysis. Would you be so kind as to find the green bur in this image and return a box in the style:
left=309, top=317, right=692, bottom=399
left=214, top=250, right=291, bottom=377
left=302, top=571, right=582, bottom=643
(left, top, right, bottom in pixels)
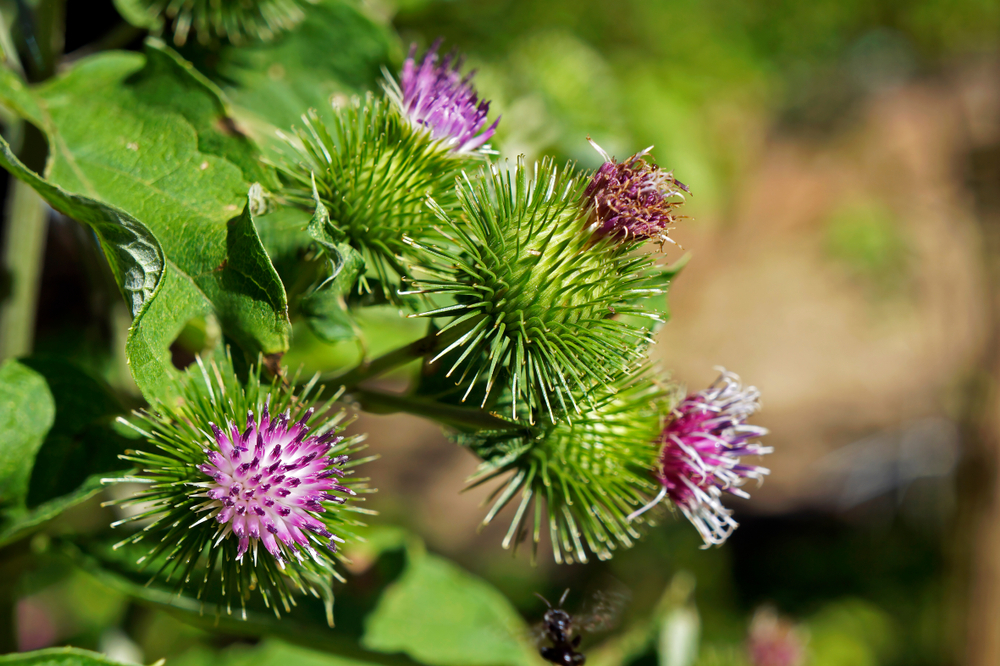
left=281, top=94, right=486, bottom=299
left=105, top=354, right=375, bottom=624
left=407, top=157, right=668, bottom=422
left=459, top=371, right=671, bottom=564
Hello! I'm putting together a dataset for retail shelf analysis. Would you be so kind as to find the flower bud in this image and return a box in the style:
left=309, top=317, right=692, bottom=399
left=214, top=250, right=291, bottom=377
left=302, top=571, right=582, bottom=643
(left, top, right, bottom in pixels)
left=628, top=369, right=772, bottom=547
left=107, top=355, right=372, bottom=622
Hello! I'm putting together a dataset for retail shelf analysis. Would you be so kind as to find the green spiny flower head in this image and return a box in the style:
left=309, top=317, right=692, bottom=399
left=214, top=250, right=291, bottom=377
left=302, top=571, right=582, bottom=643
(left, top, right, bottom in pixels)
left=280, top=46, right=498, bottom=299
left=460, top=371, right=673, bottom=564
left=404, top=157, right=668, bottom=422
left=134, top=0, right=308, bottom=45
left=107, top=355, right=373, bottom=623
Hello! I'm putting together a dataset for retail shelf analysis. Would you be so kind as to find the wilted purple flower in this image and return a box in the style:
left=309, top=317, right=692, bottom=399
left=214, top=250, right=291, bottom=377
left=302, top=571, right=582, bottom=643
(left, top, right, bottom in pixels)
left=628, top=369, right=772, bottom=546
left=384, top=40, right=500, bottom=154
left=584, top=138, right=688, bottom=244
left=195, top=400, right=355, bottom=564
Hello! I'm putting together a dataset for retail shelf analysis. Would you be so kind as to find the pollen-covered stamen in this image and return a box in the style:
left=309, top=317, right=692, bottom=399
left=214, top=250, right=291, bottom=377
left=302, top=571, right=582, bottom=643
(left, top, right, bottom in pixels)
left=384, top=39, right=500, bottom=154
left=196, top=407, right=351, bottom=564
left=584, top=138, right=687, bottom=245
left=627, top=369, right=772, bottom=547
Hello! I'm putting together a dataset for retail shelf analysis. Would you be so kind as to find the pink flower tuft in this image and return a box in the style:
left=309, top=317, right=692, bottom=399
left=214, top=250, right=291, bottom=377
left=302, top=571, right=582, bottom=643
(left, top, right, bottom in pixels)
left=628, top=369, right=772, bottom=546
left=386, top=40, right=500, bottom=154
left=194, top=400, right=355, bottom=565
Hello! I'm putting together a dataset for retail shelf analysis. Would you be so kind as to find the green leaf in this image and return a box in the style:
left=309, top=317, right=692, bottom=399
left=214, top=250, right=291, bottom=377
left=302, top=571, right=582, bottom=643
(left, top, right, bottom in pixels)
left=0, top=360, right=55, bottom=514
left=363, top=547, right=539, bottom=666
left=0, top=647, right=144, bottom=666
left=111, top=0, right=163, bottom=31
left=63, top=536, right=418, bottom=664
left=0, top=43, right=291, bottom=398
left=300, top=186, right=366, bottom=342
left=0, top=137, right=163, bottom=318
left=0, top=357, right=135, bottom=547
left=213, top=0, right=396, bottom=137
left=173, top=640, right=393, bottom=666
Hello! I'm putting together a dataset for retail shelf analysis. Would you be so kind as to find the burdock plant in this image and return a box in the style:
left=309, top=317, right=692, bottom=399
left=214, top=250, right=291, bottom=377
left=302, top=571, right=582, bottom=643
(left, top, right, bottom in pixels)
left=0, top=0, right=791, bottom=652
left=279, top=41, right=499, bottom=298
left=106, top=355, right=374, bottom=622
left=403, top=156, right=674, bottom=422
left=460, top=371, right=671, bottom=563
left=127, top=0, right=310, bottom=45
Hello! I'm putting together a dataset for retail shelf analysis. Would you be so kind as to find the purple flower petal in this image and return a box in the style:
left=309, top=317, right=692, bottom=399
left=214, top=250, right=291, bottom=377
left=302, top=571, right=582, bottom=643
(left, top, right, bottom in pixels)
left=628, top=369, right=772, bottom=546
left=386, top=40, right=499, bottom=154
left=584, top=138, right=687, bottom=244
left=194, top=405, right=349, bottom=564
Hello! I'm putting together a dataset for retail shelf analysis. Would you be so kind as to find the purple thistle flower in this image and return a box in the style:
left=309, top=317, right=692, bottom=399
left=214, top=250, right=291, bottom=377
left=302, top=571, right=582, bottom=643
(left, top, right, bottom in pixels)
left=628, top=369, right=772, bottom=547
left=384, top=40, right=500, bottom=154
left=584, top=138, right=688, bottom=245
left=194, top=400, right=355, bottom=565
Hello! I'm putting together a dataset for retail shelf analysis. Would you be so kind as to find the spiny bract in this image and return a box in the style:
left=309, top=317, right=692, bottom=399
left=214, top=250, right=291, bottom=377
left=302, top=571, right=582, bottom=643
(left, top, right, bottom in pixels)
left=134, top=0, right=308, bottom=45
left=280, top=94, right=485, bottom=298
left=459, top=371, right=671, bottom=564
left=106, top=355, right=374, bottom=623
left=404, top=157, right=669, bottom=422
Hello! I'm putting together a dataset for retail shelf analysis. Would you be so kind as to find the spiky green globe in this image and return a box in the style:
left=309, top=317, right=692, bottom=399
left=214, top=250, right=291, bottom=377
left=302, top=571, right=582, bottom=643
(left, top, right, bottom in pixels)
left=460, top=371, right=672, bottom=563
left=107, top=355, right=374, bottom=623
left=405, top=157, right=668, bottom=421
left=280, top=94, right=484, bottom=299
left=131, top=0, right=308, bottom=45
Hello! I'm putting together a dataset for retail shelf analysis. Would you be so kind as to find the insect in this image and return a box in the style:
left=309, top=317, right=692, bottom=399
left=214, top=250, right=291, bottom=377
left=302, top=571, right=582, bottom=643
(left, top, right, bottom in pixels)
left=535, top=588, right=630, bottom=665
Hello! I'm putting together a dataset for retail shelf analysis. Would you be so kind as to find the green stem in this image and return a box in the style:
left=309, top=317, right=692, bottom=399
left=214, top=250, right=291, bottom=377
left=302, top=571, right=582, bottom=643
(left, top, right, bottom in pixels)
left=0, top=177, right=47, bottom=361
left=323, top=319, right=476, bottom=391
left=348, top=387, right=519, bottom=432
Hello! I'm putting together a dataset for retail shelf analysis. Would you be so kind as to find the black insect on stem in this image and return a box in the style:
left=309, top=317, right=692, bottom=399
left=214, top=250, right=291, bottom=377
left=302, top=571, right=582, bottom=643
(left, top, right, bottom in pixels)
left=537, top=589, right=586, bottom=665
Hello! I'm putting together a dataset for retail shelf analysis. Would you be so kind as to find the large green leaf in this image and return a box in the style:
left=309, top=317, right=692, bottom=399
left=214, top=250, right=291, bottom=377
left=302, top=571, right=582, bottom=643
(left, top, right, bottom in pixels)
left=0, top=360, right=55, bottom=516
left=0, top=42, right=290, bottom=398
left=0, top=135, right=164, bottom=318
left=362, top=547, right=540, bottom=666
left=212, top=0, right=396, bottom=139
left=64, top=536, right=417, bottom=664
left=173, top=640, right=393, bottom=666
left=0, top=648, right=142, bottom=666
left=0, top=358, right=135, bottom=547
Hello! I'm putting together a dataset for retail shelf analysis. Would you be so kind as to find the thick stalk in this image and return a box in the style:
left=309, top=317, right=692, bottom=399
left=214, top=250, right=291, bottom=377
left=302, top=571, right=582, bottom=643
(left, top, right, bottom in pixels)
left=348, top=387, right=518, bottom=432
left=0, top=176, right=47, bottom=360
left=323, top=318, right=477, bottom=391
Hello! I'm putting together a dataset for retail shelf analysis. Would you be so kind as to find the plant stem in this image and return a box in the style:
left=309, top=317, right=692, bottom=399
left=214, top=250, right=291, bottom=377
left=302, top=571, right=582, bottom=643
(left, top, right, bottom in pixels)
left=324, top=320, right=475, bottom=391
left=347, top=387, right=519, bottom=432
left=0, top=177, right=47, bottom=361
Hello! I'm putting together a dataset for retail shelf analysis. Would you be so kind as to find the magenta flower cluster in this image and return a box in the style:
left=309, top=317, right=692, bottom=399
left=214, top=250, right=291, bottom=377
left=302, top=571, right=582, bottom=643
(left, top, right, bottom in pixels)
left=195, top=402, right=354, bottom=564
left=584, top=138, right=688, bottom=244
left=391, top=40, right=499, bottom=153
left=629, top=369, right=772, bottom=546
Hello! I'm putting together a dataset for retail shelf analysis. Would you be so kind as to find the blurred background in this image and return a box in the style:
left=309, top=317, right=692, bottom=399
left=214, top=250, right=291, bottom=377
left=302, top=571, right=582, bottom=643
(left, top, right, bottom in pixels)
left=9, top=0, right=1000, bottom=665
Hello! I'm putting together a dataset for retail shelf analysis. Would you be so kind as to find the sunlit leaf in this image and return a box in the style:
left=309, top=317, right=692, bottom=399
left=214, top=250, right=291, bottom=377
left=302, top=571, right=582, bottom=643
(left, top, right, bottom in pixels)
left=213, top=0, right=396, bottom=139
left=0, top=647, right=145, bottom=666
left=0, top=41, right=290, bottom=399
left=362, top=546, right=540, bottom=666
